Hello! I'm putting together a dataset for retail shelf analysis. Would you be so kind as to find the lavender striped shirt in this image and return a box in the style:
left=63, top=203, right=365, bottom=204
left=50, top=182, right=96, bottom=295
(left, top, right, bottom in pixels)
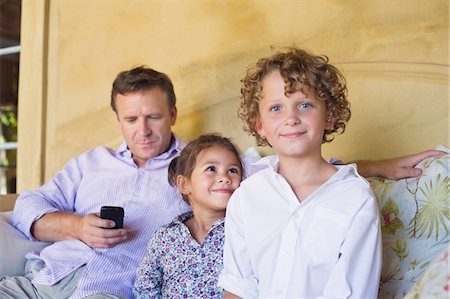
left=10, top=135, right=191, bottom=299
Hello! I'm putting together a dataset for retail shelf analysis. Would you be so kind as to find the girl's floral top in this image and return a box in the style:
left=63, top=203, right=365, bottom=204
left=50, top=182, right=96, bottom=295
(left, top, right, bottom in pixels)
left=133, top=212, right=225, bottom=299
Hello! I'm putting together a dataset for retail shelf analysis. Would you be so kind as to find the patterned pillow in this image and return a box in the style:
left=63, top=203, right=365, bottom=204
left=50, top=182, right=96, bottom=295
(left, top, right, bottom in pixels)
left=403, top=245, right=449, bottom=299
left=368, top=146, right=449, bottom=299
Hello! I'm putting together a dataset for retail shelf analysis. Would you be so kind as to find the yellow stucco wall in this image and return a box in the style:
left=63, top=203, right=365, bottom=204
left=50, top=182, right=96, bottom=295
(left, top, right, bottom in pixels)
left=18, top=0, right=448, bottom=190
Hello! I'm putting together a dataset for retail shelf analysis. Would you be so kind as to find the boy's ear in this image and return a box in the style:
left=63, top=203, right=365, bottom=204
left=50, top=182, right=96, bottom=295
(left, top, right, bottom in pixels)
left=254, top=118, right=265, bottom=138
left=325, top=113, right=337, bottom=130
left=176, top=175, right=191, bottom=195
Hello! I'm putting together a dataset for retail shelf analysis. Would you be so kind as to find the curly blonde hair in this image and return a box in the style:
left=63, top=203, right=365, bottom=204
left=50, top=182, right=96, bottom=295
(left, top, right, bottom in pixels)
left=239, top=47, right=351, bottom=146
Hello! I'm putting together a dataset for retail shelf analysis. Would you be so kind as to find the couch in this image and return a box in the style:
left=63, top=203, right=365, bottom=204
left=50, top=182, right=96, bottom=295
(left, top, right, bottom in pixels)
left=0, top=147, right=448, bottom=298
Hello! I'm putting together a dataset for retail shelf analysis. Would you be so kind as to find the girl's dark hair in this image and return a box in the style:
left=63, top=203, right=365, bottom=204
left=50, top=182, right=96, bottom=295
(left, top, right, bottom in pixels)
left=168, top=133, right=243, bottom=203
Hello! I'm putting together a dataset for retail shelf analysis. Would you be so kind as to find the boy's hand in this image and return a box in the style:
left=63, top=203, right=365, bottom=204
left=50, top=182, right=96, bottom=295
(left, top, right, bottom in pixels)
left=357, top=150, right=446, bottom=180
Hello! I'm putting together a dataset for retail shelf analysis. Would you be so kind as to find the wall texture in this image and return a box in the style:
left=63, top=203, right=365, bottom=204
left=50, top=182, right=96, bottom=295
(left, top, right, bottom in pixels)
left=18, top=0, right=448, bottom=191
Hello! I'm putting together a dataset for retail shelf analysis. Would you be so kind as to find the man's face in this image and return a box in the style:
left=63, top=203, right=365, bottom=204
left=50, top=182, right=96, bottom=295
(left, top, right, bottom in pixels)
left=115, top=87, right=177, bottom=167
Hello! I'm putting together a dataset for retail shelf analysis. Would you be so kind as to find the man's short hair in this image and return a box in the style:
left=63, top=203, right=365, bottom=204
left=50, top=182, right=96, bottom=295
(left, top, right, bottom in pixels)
left=111, top=66, right=176, bottom=113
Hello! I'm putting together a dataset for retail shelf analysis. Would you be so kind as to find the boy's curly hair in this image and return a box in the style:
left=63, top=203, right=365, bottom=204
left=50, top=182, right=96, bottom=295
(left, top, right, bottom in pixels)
left=239, top=47, right=351, bottom=146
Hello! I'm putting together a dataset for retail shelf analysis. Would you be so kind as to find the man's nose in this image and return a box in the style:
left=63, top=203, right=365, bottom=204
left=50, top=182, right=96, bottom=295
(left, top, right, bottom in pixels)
left=138, top=118, right=151, bottom=135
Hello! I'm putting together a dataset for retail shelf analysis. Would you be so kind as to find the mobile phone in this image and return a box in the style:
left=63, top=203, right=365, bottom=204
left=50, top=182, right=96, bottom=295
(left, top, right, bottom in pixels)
left=100, top=206, right=124, bottom=229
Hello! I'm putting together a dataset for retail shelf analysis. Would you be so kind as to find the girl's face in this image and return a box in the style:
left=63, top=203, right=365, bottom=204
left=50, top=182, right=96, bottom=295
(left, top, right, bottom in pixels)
left=179, top=145, right=242, bottom=213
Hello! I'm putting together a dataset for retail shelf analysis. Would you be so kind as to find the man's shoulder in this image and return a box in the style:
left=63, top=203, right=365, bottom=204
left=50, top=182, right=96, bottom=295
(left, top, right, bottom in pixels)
left=71, top=146, right=116, bottom=161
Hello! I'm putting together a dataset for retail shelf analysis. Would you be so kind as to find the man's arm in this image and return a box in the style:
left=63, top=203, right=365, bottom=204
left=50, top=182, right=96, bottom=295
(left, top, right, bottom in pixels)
left=356, top=150, right=444, bottom=180
left=31, top=211, right=127, bottom=248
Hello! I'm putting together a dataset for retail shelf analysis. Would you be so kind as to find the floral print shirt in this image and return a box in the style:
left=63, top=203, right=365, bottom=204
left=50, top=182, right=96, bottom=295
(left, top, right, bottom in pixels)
left=133, top=212, right=225, bottom=299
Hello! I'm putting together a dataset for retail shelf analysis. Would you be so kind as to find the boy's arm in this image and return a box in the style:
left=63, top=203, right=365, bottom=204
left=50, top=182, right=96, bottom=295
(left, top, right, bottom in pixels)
left=355, top=150, right=444, bottom=180
left=218, top=193, right=258, bottom=298
left=224, top=291, right=243, bottom=299
left=322, top=193, right=382, bottom=299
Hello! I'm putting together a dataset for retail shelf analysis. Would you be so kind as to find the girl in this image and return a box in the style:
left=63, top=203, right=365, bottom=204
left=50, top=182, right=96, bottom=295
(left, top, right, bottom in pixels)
left=133, top=133, right=243, bottom=299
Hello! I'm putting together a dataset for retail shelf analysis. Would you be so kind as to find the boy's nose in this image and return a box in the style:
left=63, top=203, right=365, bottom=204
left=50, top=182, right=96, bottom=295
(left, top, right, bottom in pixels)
left=285, top=113, right=301, bottom=126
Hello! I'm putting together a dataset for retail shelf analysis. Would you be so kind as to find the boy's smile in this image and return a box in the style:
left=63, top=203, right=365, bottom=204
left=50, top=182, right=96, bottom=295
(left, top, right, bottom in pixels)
left=255, top=70, right=333, bottom=160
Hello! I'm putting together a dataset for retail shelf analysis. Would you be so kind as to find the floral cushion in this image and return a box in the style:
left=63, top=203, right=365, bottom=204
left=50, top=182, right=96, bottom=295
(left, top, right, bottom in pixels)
left=368, top=145, right=449, bottom=299
left=403, top=246, right=449, bottom=299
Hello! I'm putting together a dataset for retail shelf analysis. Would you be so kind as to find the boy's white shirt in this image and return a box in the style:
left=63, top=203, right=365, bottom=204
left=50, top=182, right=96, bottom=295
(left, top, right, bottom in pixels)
left=219, top=155, right=382, bottom=299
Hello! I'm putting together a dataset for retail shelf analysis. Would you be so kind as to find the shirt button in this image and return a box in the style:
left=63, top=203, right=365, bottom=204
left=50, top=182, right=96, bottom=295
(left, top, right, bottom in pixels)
left=275, top=289, right=283, bottom=296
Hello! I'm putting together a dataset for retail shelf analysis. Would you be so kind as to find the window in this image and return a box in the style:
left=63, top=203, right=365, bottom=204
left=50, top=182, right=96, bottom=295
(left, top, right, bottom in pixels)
left=0, top=0, right=21, bottom=194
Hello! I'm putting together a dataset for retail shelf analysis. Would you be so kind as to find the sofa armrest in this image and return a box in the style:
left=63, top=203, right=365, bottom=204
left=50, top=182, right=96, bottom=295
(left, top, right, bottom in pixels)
left=0, top=194, right=18, bottom=212
left=0, top=211, right=50, bottom=277
left=368, top=146, right=449, bottom=298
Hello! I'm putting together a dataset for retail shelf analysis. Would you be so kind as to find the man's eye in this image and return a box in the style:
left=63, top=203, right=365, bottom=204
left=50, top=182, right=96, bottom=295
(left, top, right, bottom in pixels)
left=126, top=118, right=137, bottom=123
left=269, top=105, right=281, bottom=112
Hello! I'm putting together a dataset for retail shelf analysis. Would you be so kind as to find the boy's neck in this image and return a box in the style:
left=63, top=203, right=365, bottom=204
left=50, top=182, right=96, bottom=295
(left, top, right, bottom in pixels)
left=277, top=153, right=337, bottom=203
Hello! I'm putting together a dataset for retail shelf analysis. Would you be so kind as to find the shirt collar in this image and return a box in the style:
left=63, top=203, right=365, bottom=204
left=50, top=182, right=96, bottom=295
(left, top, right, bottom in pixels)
left=115, top=134, right=185, bottom=163
left=172, top=211, right=225, bottom=228
left=259, top=156, right=367, bottom=186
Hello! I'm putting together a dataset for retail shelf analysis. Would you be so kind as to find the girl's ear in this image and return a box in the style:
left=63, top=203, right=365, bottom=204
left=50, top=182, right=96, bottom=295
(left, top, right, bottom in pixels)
left=176, top=175, right=191, bottom=195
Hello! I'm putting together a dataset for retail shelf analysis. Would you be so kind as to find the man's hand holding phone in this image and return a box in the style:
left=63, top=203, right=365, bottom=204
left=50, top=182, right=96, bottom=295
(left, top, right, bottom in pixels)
left=77, top=206, right=126, bottom=248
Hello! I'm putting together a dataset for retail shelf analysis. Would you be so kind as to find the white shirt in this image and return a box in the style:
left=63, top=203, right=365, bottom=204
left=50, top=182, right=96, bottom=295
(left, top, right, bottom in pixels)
left=218, top=156, right=382, bottom=299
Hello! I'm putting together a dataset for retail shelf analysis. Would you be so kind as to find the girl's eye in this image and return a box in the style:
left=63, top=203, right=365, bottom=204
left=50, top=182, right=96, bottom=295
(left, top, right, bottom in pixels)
left=269, top=105, right=282, bottom=112
left=205, top=166, right=216, bottom=172
left=299, top=102, right=313, bottom=110
left=229, top=167, right=241, bottom=174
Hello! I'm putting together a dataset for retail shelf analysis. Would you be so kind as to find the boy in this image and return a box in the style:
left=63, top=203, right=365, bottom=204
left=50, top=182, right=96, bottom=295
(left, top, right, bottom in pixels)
left=218, top=47, right=381, bottom=298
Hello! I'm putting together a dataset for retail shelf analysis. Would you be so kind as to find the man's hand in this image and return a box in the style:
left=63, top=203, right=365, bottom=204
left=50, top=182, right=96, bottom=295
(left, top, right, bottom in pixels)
left=357, top=150, right=446, bottom=180
left=78, top=213, right=127, bottom=248
left=31, top=211, right=127, bottom=248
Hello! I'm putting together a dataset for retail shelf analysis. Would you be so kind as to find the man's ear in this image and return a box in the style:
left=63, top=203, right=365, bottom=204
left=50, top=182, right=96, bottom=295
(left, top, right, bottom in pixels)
left=176, top=175, right=191, bottom=195
left=170, top=106, right=177, bottom=126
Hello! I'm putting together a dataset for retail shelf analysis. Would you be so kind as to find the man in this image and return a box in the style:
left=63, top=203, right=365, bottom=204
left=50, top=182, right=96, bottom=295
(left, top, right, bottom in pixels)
left=0, top=66, right=441, bottom=298
left=1, top=67, right=190, bottom=299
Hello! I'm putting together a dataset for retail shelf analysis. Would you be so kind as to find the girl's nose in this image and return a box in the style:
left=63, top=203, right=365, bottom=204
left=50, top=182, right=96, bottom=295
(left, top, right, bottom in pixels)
left=218, top=174, right=231, bottom=184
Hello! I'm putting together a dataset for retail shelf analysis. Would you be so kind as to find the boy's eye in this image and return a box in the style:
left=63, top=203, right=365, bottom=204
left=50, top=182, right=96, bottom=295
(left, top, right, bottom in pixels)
left=299, top=102, right=313, bottom=110
left=269, top=105, right=282, bottom=112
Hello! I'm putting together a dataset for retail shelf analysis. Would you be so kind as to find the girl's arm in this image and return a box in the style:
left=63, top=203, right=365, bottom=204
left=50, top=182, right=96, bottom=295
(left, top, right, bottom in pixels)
left=133, top=230, right=164, bottom=298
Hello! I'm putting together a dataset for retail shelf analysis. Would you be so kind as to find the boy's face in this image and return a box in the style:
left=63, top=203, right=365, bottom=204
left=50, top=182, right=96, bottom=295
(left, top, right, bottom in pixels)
left=255, top=70, right=334, bottom=159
